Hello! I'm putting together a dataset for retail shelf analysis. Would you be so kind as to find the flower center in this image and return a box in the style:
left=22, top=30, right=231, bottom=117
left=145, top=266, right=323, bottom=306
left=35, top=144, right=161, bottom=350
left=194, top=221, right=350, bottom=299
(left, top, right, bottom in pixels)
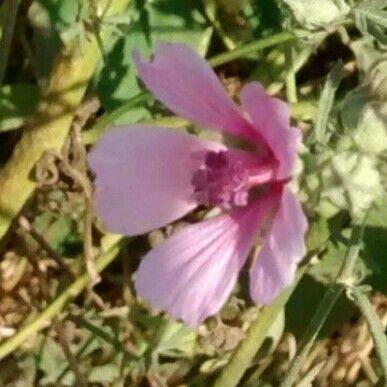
left=191, top=151, right=274, bottom=209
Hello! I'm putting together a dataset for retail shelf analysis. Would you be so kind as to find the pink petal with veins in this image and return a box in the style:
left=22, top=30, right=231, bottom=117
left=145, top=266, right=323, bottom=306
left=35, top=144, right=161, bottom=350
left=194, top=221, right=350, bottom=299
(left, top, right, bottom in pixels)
left=88, top=125, right=225, bottom=235
left=241, top=82, right=302, bottom=179
left=135, top=200, right=271, bottom=326
left=249, top=187, right=307, bottom=304
left=133, top=42, right=257, bottom=140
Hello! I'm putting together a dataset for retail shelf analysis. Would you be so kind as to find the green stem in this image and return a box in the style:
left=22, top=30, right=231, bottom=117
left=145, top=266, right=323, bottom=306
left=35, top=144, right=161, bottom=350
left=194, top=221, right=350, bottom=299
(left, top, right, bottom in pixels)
left=76, top=316, right=138, bottom=358
left=279, top=286, right=342, bottom=387
left=88, top=91, right=150, bottom=134
left=284, top=45, right=297, bottom=103
left=350, top=287, right=387, bottom=386
left=213, top=270, right=305, bottom=387
left=0, top=234, right=123, bottom=360
left=0, top=0, right=131, bottom=242
left=209, top=31, right=295, bottom=67
left=279, top=222, right=366, bottom=387
left=0, top=0, right=21, bottom=85
left=203, top=0, right=236, bottom=50
left=336, top=224, right=366, bottom=284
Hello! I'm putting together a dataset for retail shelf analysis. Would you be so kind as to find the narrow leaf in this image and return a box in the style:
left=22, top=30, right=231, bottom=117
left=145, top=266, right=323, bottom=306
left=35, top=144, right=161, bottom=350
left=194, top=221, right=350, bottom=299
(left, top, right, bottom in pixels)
left=314, top=60, right=344, bottom=144
left=213, top=270, right=305, bottom=387
left=350, top=287, right=387, bottom=384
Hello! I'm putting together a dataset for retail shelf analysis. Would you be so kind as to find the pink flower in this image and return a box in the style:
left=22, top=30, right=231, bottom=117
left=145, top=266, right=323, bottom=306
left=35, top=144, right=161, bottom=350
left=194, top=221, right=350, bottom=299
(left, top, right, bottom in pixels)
left=88, top=43, right=307, bottom=327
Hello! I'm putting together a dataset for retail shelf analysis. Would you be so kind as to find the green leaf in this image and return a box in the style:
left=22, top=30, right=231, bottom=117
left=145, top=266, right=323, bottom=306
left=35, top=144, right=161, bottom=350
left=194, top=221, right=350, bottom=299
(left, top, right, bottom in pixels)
left=88, top=363, right=120, bottom=384
left=349, top=286, right=387, bottom=383
left=355, top=0, right=387, bottom=34
left=93, top=0, right=212, bottom=122
left=305, top=217, right=330, bottom=252
left=319, top=151, right=382, bottom=218
left=281, top=0, right=350, bottom=32
left=314, top=60, right=344, bottom=145
left=363, top=196, right=387, bottom=293
left=38, top=337, right=73, bottom=386
left=154, top=320, right=197, bottom=358
left=148, top=0, right=213, bottom=56
left=340, top=85, right=387, bottom=154
left=36, top=0, right=79, bottom=28
left=258, top=309, right=285, bottom=356
left=28, top=0, right=78, bottom=80
left=0, top=84, right=39, bottom=131
left=213, top=274, right=303, bottom=387
left=285, top=275, right=355, bottom=341
left=309, top=229, right=371, bottom=284
left=92, top=17, right=151, bottom=112
left=350, top=38, right=387, bottom=99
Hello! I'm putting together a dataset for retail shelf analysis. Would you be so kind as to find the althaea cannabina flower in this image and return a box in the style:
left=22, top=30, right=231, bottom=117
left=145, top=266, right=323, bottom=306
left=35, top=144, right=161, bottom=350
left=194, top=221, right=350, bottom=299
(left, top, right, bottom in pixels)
left=88, top=43, right=308, bottom=327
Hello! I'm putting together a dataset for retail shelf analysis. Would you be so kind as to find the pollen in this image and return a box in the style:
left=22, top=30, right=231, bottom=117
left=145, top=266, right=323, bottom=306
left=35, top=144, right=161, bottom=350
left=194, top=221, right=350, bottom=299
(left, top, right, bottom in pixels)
left=191, top=151, right=250, bottom=209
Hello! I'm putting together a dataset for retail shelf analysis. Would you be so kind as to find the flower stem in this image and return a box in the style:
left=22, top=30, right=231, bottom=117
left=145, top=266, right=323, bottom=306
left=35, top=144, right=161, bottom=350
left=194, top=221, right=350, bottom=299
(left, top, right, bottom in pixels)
left=349, top=287, right=387, bottom=386
left=279, top=286, right=342, bottom=387
left=279, top=222, right=367, bottom=387
left=208, top=31, right=295, bottom=67
left=284, top=45, right=297, bottom=103
left=0, top=0, right=21, bottom=86
left=213, top=270, right=305, bottom=387
left=336, top=224, right=366, bottom=284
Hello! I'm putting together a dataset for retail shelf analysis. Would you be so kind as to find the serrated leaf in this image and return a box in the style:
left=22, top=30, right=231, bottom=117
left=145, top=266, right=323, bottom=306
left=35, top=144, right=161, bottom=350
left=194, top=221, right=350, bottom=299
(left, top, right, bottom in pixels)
left=350, top=38, right=387, bottom=99
left=14, top=356, right=37, bottom=387
left=155, top=320, right=197, bottom=358
left=38, top=337, right=73, bottom=385
left=282, top=0, right=350, bottom=31
left=354, top=102, right=387, bottom=154
left=337, top=152, right=382, bottom=214
left=319, top=151, right=382, bottom=217
left=355, top=0, right=387, bottom=33
left=341, top=88, right=387, bottom=154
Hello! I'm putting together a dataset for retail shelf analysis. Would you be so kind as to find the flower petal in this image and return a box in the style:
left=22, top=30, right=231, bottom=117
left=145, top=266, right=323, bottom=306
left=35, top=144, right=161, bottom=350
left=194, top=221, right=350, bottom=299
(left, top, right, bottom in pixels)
left=133, top=42, right=255, bottom=139
left=249, top=188, right=308, bottom=304
left=135, top=202, right=268, bottom=326
left=88, top=125, right=224, bottom=236
left=241, top=82, right=302, bottom=179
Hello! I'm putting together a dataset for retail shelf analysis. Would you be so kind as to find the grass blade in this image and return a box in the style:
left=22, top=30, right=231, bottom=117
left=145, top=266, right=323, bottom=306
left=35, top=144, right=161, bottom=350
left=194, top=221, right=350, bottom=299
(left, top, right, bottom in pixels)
left=213, top=271, right=304, bottom=387
left=350, top=287, right=387, bottom=386
left=314, top=60, right=344, bottom=145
